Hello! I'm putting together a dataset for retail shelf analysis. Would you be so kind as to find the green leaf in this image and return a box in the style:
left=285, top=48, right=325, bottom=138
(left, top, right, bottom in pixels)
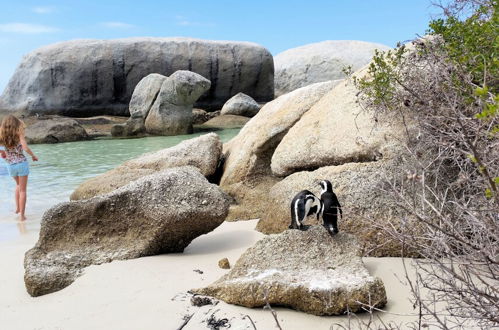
left=467, top=154, right=478, bottom=163
left=485, top=188, right=493, bottom=199
left=475, top=86, right=489, bottom=96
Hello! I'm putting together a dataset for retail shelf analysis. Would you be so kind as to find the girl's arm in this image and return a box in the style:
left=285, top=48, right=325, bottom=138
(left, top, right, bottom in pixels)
left=19, top=132, right=38, bottom=161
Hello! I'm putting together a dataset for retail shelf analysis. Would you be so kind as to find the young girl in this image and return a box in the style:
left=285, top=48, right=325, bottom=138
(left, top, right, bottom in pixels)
left=0, top=115, right=38, bottom=221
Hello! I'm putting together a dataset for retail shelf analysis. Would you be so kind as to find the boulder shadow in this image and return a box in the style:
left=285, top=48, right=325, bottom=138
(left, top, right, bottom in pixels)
left=184, top=229, right=259, bottom=255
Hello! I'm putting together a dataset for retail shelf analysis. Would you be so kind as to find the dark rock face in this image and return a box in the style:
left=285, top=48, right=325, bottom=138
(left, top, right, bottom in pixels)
left=24, top=166, right=231, bottom=296
left=0, top=37, right=274, bottom=116
left=194, top=227, right=387, bottom=316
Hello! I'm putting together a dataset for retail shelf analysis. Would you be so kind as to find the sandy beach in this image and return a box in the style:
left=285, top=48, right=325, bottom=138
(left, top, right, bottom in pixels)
left=0, top=218, right=421, bottom=330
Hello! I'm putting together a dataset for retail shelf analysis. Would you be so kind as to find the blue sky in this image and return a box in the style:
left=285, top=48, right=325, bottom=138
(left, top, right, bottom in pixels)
left=0, top=0, right=440, bottom=93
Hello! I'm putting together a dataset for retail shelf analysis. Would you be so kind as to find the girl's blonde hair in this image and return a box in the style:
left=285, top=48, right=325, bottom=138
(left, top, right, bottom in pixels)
left=0, top=115, right=25, bottom=149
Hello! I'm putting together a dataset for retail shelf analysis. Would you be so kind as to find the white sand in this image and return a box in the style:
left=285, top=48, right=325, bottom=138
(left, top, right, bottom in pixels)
left=0, top=219, right=421, bottom=330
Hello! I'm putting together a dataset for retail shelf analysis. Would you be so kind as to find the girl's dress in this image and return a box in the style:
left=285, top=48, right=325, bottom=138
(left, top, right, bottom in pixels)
left=4, top=144, right=29, bottom=177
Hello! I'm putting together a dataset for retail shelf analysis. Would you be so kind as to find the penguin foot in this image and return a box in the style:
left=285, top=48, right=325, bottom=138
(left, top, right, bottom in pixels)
left=324, top=225, right=338, bottom=236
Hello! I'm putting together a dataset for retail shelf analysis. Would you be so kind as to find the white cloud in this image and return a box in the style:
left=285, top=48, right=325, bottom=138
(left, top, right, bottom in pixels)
left=32, top=6, right=55, bottom=14
left=0, top=23, right=59, bottom=34
left=100, top=21, right=135, bottom=29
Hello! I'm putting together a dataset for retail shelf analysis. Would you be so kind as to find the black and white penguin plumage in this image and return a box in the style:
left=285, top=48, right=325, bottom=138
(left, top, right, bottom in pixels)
left=289, top=190, right=323, bottom=230
left=319, top=180, right=342, bottom=235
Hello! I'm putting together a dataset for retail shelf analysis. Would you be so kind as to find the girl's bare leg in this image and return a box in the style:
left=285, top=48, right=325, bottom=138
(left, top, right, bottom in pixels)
left=18, top=176, right=28, bottom=221
left=13, top=176, right=20, bottom=214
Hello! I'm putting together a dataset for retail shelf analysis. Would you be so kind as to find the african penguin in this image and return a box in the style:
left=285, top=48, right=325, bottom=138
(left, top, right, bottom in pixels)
left=289, top=190, right=323, bottom=230
left=319, top=180, right=342, bottom=235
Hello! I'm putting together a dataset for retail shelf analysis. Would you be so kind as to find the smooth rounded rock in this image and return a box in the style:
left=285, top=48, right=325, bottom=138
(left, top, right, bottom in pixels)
left=274, top=40, right=390, bottom=96
left=220, top=92, right=260, bottom=117
left=0, top=37, right=274, bottom=116
left=129, top=74, right=166, bottom=118
left=271, top=68, right=406, bottom=177
left=144, top=70, right=211, bottom=136
left=221, top=80, right=340, bottom=188
left=25, top=118, right=89, bottom=144
left=220, top=80, right=340, bottom=221
left=71, top=133, right=222, bottom=200
left=25, top=166, right=231, bottom=296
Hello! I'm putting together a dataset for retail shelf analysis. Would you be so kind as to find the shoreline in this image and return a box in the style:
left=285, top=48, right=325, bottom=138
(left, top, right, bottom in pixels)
left=0, top=218, right=422, bottom=330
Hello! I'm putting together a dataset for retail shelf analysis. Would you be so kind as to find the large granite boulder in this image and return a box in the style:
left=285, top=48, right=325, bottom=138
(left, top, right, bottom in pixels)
left=255, top=159, right=418, bottom=257
left=220, top=92, right=260, bottom=117
left=220, top=80, right=341, bottom=220
left=111, top=73, right=166, bottom=137
left=25, top=166, right=231, bottom=296
left=0, top=37, right=274, bottom=116
left=194, top=226, right=387, bottom=315
left=221, top=80, right=340, bottom=188
left=255, top=67, right=414, bottom=257
left=145, top=70, right=211, bottom=135
left=25, top=117, right=89, bottom=144
left=271, top=70, right=405, bottom=177
left=71, top=133, right=222, bottom=200
left=128, top=73, right=166, bottom=119
left=274, top=40, right=390, bottom=96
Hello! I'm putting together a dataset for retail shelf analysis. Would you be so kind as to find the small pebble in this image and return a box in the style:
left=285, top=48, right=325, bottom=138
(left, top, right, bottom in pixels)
left=218, top=258, right=230, bottom=269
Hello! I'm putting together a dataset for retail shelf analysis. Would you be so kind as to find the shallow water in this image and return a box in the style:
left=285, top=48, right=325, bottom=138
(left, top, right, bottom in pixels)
left=0, top=128, right=240, bottom=240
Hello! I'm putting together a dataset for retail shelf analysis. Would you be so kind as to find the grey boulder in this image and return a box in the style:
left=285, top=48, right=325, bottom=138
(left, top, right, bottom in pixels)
left=71, top=132, right=222, bottom=200
left=274, top=40, right=390, bottom=96
left=25, top=117, right=89, bottom=144
left=111, top=73, right=166, bottom=137
left=144, top=70, right=211, bottom=135
left=255, top=159, right=418, bottom=257
left=129, top=73, right=166, bottom=119
left=193, top=226, right=387, bottom=315
left=220, top=81, right=340, bottom=221
left=0, top=37, right=274, bottom=116
left=271, top=67, right=406, bottom=177
left=25, top=166, right=231, bottom=296
left=220, top=92, right=260, bottom=117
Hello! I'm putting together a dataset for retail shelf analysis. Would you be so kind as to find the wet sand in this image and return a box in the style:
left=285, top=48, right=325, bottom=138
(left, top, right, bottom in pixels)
left=0, top=219, right=421, bottom=330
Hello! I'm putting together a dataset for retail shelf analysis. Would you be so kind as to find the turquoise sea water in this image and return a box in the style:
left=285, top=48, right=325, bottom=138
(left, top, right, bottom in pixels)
left=0, top=129, right=240, bottom=239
